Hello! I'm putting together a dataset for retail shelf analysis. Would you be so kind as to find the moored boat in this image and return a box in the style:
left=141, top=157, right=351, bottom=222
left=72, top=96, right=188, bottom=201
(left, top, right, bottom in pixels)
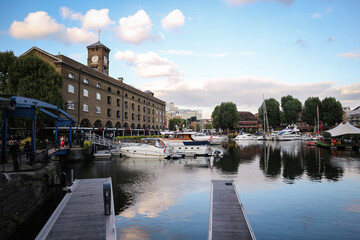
left=120, top=138, right=169, bottom=158
left=276, top=125, right=301, bottom=141
left=161, top=132, right=210, bottom=156
left=235, top=132, right=254, bottom=140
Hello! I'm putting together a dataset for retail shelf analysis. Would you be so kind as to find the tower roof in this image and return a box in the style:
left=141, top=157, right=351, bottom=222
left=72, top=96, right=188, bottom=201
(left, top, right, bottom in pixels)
left=86, top=41, right=110, bottom=52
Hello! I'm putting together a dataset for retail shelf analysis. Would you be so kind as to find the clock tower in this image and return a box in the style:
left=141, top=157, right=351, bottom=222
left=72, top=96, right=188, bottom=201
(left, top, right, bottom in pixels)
left=87, top=41, right=110, bottom=75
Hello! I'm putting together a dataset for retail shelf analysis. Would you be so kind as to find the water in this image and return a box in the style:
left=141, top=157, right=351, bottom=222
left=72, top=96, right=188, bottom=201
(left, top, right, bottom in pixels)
left=61, top=141, right=360, bottom=240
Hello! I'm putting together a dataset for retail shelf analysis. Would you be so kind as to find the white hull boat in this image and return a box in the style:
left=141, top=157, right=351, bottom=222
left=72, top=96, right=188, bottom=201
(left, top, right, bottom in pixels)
left=235, top=132, right=254, bottom=140
left=162, top=132, right=210, bottom=156
left=276, top=125, right=301, bottom=141
left=121, top=138, right=169, bottom=159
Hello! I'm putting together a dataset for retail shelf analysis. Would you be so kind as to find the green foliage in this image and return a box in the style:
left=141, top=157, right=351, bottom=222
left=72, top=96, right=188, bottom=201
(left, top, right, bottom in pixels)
left=8, top=54, right=63, bottom=108
left=211, top=102, right=239, bottom=132
left=82, top=141, right=93, bottom=159
left=258, top=98, right=280, bottom=128
left=281, top=95, right=302, bottom=124
left=321, top=97, right=343, bottom=127
left=302, top=97, right=322, bottom=126
left=323, top=132, right=331, bottom=138
left=0, top=50, right=17, bottom=94
left=205, top=123, right=213, bottom=129
left=169, top=118, right=184, bottom=131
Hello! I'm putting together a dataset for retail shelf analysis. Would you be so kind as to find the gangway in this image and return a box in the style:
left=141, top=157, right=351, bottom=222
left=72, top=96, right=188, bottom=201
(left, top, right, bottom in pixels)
left=86, top=133, right=117, bottom=149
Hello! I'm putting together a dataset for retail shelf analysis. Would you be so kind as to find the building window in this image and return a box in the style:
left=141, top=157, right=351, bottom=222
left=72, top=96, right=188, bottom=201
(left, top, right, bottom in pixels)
left=107, top=96, right=111, bottom=104
left=83, top=89, right=89, bottom=97
left=125, top=112, right=128, bottom=120
left=138, top=115, right=140, bottom=121
left=68, top=73, right=75, bottom=79
left=143, top=106, right=146, bottom=113
left=148, top=108, right=150, bottom=114
left=125, top=93, right=128, bottom=98
left=138, top=98, right=141, bottom=102
left=96, top=83, right=101, bottom=88
left=117, top=90, right=120, bottom=95
left=67, top=101, right=74, bottom=110
left=117, top=110, right=120, bottom=118
left=152, top=109, right=154, bottom=115
left=125, top=101, right=128, bottom=109
left=84, top=78, right=89, bottom=84
left=132, top=103, right=135, bottom=111
left=108, top=87, right=111, bottom=92
left=107, top=109, right=111, bottom=117
left=132, top=113, right=135, bottom=120
left=143, top=116, right=146, bottom=122
left=83, top=104, right=89, bottom=112
left=68, top=84, right=74, bottom=93
left=117, top=99, right=120, bottom=107
left=132, top=96, right=134, bottom=100
left=138, top=105, right=140, bottom=111
left=96, top=107, right=101, bottom=114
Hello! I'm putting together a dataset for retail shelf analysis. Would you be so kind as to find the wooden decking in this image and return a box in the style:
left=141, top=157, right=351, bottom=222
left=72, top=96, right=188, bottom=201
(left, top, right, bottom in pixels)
left=36, top=178, right=116, bottom=240
left=208, top=180, right=255, bottom=240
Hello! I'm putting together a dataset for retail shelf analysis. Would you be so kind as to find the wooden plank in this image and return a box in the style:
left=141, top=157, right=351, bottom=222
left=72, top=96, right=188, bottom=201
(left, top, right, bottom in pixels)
left=36, top=178, right=116, bottom=240
left=209, top=180, right=255, bottom=240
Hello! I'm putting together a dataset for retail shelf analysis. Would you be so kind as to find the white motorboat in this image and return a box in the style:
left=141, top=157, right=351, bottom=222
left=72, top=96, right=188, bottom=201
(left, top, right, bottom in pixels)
left=161, top=132, right=210, bottom=156
left=209, top=135, right=227, bottom=145
left=235, top=132, right=254, bottom=140
left=265, top=131, right=280, bottom=141
left=93, top=150, right=111, bottom=159
left=276, top=125, right=301, bottom=141
left=120, top=138, right=169, bottom=159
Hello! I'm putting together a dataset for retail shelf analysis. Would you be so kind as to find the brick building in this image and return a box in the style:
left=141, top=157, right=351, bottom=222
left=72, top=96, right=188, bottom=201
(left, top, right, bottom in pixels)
left=21, top=41, right=166, bottom=131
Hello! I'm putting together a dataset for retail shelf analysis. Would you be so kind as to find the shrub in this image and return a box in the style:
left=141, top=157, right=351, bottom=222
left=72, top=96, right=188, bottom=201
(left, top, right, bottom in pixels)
left=82, top=141, right=92, bottom=159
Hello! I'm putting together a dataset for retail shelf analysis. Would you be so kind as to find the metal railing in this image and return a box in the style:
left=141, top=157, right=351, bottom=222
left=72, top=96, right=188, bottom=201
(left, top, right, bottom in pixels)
left=1, top=148, right=49, bottom=173
left=86, top=133, right=117, bottom=148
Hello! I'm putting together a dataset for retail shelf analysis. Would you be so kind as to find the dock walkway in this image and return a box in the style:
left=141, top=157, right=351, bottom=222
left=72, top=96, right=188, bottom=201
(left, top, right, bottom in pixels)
left=208, top=180, right=255, bottom=240
left=36, top=178, right=116, bottom=240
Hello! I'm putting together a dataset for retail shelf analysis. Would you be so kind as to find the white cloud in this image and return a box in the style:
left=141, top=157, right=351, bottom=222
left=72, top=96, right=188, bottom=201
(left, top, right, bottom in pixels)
left=9, top=11, right=64, bottom=40
left=82, top=9, right=114, bottom=30
left=60, top=6, right=83, bottom=21
left=312, top=13, right=322, bottom=19
left=114, top=50, right=181, bottom=79
left=160, top=50, right=228, bottom=57
left=337, top=50, right=360, bottom=59
left=161, top=9, right=185, bottom=31
left=223, top=0, right=295, bottom=6
left=140, top=77, right=360, bottom=118
left=57, top=27, right=97, bottom=44
left=116, top=10, right=153, bottom=44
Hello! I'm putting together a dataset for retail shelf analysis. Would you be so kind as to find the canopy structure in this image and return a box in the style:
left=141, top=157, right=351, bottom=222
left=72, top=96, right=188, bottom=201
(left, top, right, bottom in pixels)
left=325, top=122, right=360, bottom=137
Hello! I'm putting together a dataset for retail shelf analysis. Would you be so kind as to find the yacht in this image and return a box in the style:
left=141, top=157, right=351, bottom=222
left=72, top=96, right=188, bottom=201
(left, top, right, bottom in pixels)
left=120, top=138, right=170, bottom=158
left=161, top=132, right=210, bottom=156
left=276, top=125, right=301, bottom=141
left=235, top=132, right=254, bottom=140
left=192, top=132, right=227, bottom=145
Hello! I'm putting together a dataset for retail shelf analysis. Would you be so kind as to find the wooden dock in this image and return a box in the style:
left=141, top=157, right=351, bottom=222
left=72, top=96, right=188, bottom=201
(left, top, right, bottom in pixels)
left=36, top=178, right=116, bottom=240
left=208, top=180, right=255, bottom=240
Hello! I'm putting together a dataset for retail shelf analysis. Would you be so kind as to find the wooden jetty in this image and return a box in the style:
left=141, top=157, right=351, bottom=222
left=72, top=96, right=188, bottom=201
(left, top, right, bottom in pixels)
left=208, top=180, right=255, bottom=240
left=36, top=178, right=116, bottom=240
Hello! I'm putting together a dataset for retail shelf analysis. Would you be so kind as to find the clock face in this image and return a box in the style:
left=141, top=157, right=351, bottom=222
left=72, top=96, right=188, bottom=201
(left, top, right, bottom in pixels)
left=104, top=56, right=108, bottom=64
left=91, top=55, right=99, bottom=63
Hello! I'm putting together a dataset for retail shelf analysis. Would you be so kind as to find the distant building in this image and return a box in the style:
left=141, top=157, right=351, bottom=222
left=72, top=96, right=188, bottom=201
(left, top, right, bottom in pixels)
left=237, top=111, right=259, bottom=131
left=346, top=106, right=360, bottom=127
left=166, top=102, right=202, bottom=121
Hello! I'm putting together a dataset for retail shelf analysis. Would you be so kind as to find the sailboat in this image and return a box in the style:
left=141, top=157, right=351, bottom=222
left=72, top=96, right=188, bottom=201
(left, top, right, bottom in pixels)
left=258, top=96, right=272, bottom=140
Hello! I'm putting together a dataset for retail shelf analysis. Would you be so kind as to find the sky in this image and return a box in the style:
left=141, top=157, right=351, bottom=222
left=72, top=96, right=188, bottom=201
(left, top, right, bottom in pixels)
left=0, top=0, right=359, bottom=119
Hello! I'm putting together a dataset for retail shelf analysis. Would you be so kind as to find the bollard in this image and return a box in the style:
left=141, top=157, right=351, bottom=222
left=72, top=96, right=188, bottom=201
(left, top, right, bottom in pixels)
left=103, top=182, right=111, bottom=215
left=70, top=169, right=74, bottom=184
left=62, top=172, right=67, bottom=187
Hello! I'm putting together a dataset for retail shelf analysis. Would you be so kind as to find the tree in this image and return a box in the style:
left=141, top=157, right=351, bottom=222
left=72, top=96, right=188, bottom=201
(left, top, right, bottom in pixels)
left=205, top=123, right=213, bottom=129
left=8, top=54, right=63, bottom=108
left=169, top=118, right=183, bottom=131
left=321, top=97, right=343, bottom=127
left=0, top=50, right=17, bottom=94
left=211, top=102, right=239, bottom=133
left=258, top=98, right=280, bottom=129
left=281, top=95, right=302, bottom=124
left=302, top=97, right=322, bottom=126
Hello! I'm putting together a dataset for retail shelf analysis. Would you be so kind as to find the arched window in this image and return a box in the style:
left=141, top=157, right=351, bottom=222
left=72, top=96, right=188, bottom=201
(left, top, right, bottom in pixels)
left=96, top=107, right=101, bottom=114
left=84, top=78, right=89, bottom=84
left=83, top=89, right=89, bottom=97
left=83, top=104, right=89, bottom=112
left=68, top=73, right=75, bottom=79
left=108, top=87, right=111, bottom=92
left=96, top=93, right=101, bottom=100
left=96, top=83, right=101, bottom=88
left=117, top=90, right=120, bottom=95
left=68, top=84, right=74, bottom=93
left=125, top=93, right=128, bottom=98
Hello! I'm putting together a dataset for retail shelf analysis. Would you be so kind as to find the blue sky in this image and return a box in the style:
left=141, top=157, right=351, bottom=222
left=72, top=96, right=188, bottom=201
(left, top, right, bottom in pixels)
left=1, top=0, right=359, bottom=118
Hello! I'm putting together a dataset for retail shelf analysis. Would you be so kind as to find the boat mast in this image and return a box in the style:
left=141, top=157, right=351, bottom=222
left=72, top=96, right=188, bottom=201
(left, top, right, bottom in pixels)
left=263, top=95, right=269, bottom=134
left=317, top=105, right=320, bottom=134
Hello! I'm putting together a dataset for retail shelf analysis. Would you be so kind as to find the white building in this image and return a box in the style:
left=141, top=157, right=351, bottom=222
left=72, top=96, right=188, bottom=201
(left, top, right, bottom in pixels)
left=346, top=106, right=360, bottom=127
left=166, top=102, right=202, bottom=120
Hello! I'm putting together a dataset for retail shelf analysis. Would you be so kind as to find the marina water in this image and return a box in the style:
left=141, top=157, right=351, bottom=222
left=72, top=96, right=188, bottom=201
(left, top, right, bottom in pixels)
left=61, top=140, right=360, bottom=240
